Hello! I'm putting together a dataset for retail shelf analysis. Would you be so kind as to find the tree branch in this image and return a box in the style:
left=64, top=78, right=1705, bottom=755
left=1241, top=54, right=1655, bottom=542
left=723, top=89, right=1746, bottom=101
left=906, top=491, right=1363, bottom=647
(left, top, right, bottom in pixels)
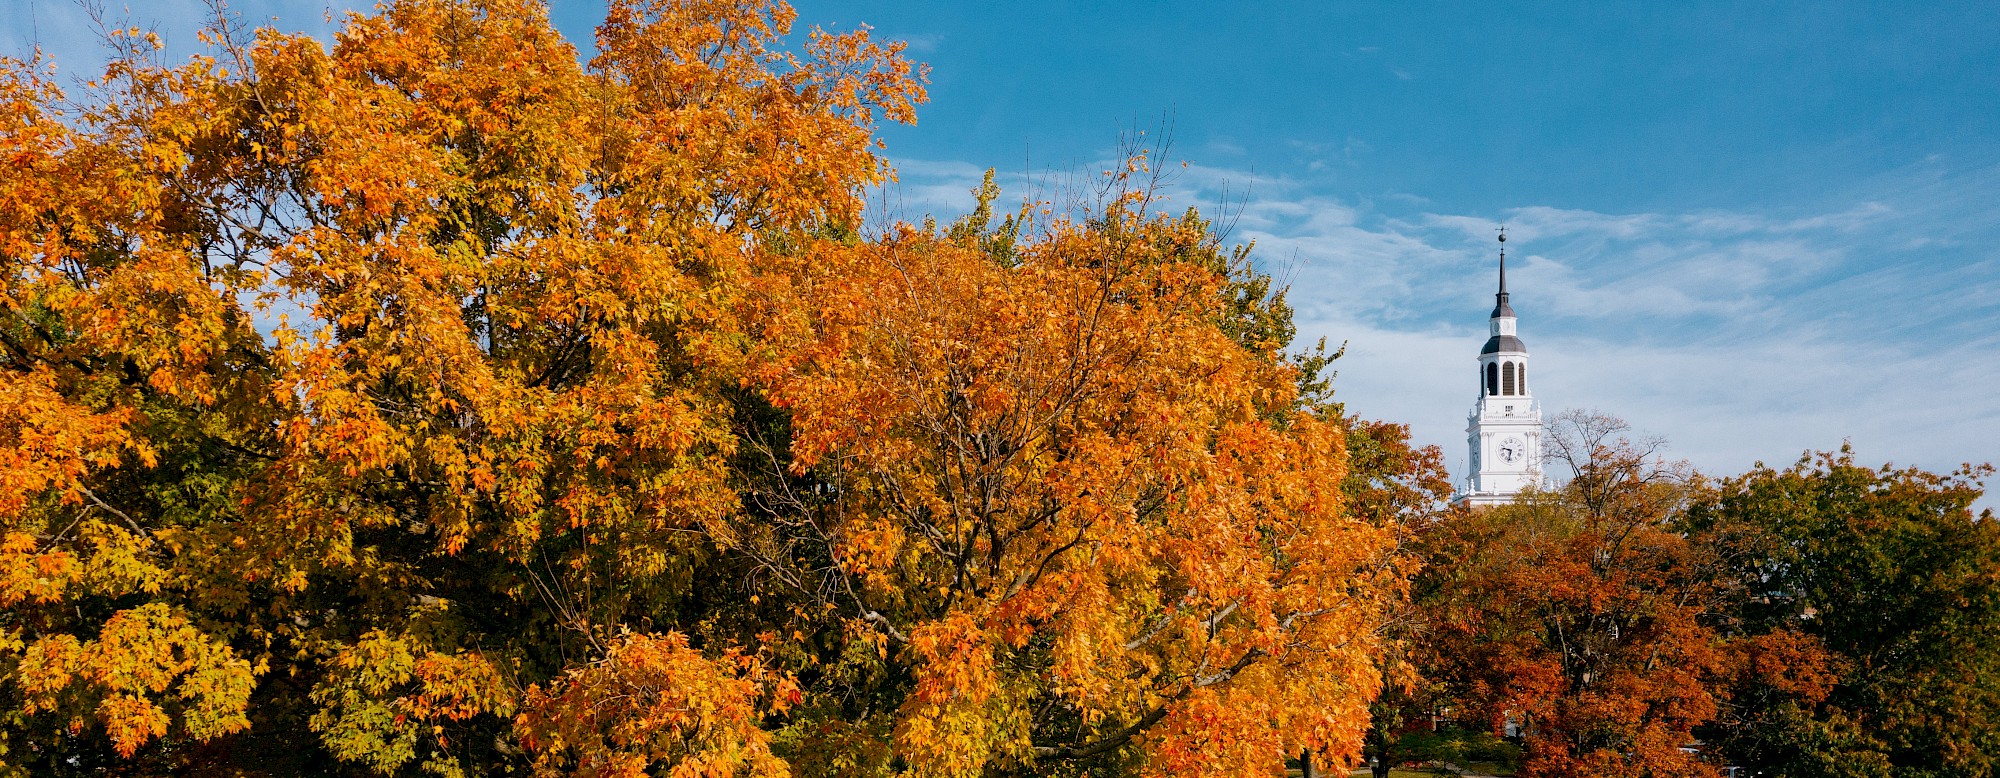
left=863, top=609, right=909, bottom=643
left=76, top=482, right=152, bottom=546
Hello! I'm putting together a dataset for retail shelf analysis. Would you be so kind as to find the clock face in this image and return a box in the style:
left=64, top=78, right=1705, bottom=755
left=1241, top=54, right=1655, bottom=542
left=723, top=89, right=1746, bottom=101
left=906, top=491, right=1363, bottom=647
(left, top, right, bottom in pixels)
left=1498, top=437, right=1524, bottom=464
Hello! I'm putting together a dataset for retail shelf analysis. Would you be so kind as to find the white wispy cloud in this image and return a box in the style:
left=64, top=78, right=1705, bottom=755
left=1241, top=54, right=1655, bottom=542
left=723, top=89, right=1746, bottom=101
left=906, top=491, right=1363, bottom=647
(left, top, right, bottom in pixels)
left=893, top=32, right=945, bottom=54
left=881, top=154, right=2000, bottom=510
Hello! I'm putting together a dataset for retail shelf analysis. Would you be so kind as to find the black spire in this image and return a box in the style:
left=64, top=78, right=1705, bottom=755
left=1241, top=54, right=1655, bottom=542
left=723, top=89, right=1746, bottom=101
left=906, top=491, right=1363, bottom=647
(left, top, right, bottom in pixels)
left=1491, top=227, right=1515, bottom=319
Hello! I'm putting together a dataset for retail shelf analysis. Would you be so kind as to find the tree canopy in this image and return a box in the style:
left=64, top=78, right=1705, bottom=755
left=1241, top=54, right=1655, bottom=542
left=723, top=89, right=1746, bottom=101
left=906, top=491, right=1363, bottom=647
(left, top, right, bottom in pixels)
left=4, top=2, right=1994, bottom=777
left=0, top=1, right=1408, bottom=774
left=1386, top=414, right=1999, bottom=778
left=1687, top=450, right=2000, bottom=778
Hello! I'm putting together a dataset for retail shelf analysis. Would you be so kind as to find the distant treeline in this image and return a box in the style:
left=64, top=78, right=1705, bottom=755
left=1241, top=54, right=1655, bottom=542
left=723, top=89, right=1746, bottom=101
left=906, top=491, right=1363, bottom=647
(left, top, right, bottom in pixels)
left=1358, top=409, right=2000, bottom=778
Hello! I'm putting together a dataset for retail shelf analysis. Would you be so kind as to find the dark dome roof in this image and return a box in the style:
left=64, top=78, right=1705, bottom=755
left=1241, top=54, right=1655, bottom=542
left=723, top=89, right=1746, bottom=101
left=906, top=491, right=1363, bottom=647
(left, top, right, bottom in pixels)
left=1491, top=298, right=1516, bottom=318
left=1481, top=334, right=1526, bottom=355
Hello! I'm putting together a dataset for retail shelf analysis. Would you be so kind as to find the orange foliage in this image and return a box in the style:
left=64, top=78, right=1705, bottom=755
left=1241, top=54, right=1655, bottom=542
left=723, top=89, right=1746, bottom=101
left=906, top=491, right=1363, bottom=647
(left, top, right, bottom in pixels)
left=517, top=631, right=796, bottom=778
left=0, top=0, right=1408, bottom=773
left=741, top=184, right=1402, bottom=774
left=1, top=0, right=918, bottom=770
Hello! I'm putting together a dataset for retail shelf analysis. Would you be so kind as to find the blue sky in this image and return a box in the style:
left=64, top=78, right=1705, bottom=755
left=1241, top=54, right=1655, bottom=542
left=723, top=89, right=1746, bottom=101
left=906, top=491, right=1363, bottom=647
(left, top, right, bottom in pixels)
left=7, top=0, right=1997, bottom=505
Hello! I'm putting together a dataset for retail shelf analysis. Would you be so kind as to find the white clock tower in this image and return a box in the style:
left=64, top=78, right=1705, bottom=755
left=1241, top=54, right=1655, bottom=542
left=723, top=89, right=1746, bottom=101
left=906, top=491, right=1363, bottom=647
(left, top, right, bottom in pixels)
left=1454, top=230, right=1542, bottom=507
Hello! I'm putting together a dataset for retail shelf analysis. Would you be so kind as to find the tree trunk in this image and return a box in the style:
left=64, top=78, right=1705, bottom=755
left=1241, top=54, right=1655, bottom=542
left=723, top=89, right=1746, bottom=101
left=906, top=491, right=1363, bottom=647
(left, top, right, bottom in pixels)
left=1300, top=748, right=1318, bottom=778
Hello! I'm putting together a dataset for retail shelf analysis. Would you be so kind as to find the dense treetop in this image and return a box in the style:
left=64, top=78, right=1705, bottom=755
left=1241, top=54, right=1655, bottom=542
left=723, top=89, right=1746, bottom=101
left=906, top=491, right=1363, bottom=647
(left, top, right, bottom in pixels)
left=0, top=1, right=1405, bottom=774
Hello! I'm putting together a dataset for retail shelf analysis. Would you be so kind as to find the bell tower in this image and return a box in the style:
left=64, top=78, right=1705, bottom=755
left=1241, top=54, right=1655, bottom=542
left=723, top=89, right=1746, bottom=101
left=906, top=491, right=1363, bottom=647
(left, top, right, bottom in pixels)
left=1454, top=228, right=1542, bottom=507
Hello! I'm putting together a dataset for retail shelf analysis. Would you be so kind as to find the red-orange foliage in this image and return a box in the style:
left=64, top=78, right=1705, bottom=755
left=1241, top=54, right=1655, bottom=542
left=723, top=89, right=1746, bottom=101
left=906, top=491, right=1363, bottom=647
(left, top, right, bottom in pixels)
left=1422, top=412, right=1837, bottom=778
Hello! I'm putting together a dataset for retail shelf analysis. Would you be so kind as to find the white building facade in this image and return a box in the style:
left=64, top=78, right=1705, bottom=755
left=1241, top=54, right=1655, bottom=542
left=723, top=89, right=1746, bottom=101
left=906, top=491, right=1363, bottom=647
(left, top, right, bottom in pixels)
left=1453, top=233, right=1542, bottom=508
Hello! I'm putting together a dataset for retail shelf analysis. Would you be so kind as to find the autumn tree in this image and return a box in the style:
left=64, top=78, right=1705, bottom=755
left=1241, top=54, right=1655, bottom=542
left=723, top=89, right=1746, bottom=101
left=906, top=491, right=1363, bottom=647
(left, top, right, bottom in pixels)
left=1420, top=411, right=1735, bottom=778
left=1, top=0, right=919, bottom=773
left=1338, top=418, right=1458, bottom=778
left=0, top=0, right=1416, bottom=774
left=724, top=165, right=1406, bottom=776
left=1686, top=450, right=2000, bottom=778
